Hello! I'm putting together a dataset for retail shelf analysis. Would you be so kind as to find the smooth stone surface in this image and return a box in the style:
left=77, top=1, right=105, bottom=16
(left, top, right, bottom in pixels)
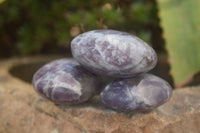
left=33, top=58, right=99, bottom=104
left=1, top=56, right=200, bottom=133
left=71, top=29, right=157, bottom=77
left=101, top=74, right=172, bottom=111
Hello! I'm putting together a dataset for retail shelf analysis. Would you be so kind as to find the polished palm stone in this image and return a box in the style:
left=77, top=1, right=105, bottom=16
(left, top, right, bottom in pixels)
left=100, top=74, right=172, bottom=112
left=32, top=59, right=99, bottom=104
left=71, top=29, right=157, bottom=78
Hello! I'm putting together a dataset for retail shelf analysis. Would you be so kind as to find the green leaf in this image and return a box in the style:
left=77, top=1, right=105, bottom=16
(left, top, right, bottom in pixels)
left=157, top=0, right=200, bottom=86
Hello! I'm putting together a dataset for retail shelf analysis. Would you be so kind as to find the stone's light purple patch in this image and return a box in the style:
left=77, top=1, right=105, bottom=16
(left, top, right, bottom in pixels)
left=71, top=29, right=157, bottom=77
left=100, top=74, right=172, bottom=112
left=32, top=58, right=99, bottom=104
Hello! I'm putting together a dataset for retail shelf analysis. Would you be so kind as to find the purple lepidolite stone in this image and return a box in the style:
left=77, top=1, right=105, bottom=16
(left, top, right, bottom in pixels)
left=71, top=29, right=157, bottom=78
left=100, top=74, right=172, bottom=112
left=32, top=59, right=99, bottom=104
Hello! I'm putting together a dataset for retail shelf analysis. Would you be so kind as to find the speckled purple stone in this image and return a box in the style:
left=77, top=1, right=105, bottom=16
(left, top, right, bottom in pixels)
left=71, top=30, right=157, bottom=78
left=100, top=74, right=172, bottom=112
left=32, top=59, right=99, bottom=104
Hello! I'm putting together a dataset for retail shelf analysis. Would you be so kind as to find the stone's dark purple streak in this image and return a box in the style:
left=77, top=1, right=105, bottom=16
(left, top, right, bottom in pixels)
left=32, top=59, right=99, bottom=104
left=100, top=74, right=172, bottom=112
left=71, top=29, right=157, bottom=78
left=52, top=87, right=79, bottom=102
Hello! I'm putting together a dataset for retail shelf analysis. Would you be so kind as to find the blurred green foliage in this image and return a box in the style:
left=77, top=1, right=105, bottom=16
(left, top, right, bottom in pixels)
left=0, top=0, right=163, bottom=57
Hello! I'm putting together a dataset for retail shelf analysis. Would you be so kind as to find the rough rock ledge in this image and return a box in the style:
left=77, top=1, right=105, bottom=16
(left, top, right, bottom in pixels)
left=0, top=56, right=200, bottom=133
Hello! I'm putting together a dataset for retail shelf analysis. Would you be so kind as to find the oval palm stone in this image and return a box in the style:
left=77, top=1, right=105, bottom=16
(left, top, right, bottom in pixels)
left=100, top=74, right=172, bottom=112
left=71, top=30, right=157, bottom=77
left=32, top=59, right=99, bottom=104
